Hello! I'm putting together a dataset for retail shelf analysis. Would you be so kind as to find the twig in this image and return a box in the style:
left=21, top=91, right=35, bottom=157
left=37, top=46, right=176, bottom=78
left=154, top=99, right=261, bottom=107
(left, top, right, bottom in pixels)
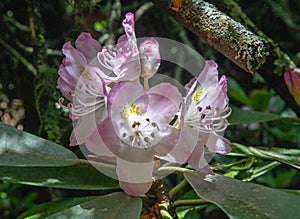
left=153, top=0, right=300, bottom=116
left=0, top=38, right=37, bottom=76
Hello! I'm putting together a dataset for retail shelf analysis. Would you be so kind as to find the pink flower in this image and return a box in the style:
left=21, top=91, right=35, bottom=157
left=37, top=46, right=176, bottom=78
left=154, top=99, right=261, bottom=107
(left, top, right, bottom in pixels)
left=85, top=81, right=182, bottom=196
left=160, top=61, right=231, bottom=173
left=95, top=12, right=160, bottom=83
left=284, top=69, right=300, bottom=106
left=57, top=33, right=108, bottom=146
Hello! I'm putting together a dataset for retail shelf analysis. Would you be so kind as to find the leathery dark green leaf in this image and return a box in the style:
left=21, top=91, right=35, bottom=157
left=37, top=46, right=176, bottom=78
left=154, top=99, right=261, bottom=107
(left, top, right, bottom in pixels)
left=0, top=122, right=77, bottom=166
left=184, top=171, right=300, bottom=219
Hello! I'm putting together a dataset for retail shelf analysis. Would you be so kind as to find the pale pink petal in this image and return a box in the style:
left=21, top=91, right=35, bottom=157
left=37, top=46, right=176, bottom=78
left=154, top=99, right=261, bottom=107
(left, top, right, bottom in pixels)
left=70, top=108, right=106, bottom=146
left=108, top=82, right=147, bottom=118
left=147, top=83, right=182, bottom=122
left=119, top=181, right=152, bottom=197
left=205, top=132, right=231, bottom=154
left=122, top=12, right=136, bottom=41
left=139, top=38, right=160, bottom=79
left=57, top=77, right=73, bottom=101
left=75, top=32, right=102, bottom=63
left=58, top=61, right=78, bottom=89
left=85, top=117, right=116, bottom=157
left=62, top=42, right=87, bottom=68
left=196, top=60, right=219, bottom=90
left=284, top=69, right=300, bottom=106
left=117, top=157, right=153, bottom=196
left=154, top=126, right=179, bottom=156
left=96, top=41, right=140, bottom=83
left=188, top=143, right=214, bottom=174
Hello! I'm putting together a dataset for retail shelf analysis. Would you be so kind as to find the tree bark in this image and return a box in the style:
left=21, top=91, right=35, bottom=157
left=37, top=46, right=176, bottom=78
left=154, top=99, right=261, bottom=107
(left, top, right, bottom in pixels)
left=153, top=0, right=300, bottom=116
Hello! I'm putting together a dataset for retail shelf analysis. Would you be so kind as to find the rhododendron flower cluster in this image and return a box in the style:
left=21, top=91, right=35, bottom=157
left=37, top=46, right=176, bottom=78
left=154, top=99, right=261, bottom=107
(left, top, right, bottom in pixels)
left=57, top=12, right=231, bottom=196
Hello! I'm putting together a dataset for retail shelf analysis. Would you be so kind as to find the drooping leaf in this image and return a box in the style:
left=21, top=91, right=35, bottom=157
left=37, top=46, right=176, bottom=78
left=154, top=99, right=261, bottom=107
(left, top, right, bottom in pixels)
left=18, top=196, right=96, bottom=219
left=0, top=159, right=119, bottom=190
left=184, top=171, right=300, bottom=219
left=19, top=192, right=142, bottom=219
left=0, top=122, right=77, bottom=166
left=228, top=107, right=280, bottom=125
left=249, top=147, right=300, bottom=169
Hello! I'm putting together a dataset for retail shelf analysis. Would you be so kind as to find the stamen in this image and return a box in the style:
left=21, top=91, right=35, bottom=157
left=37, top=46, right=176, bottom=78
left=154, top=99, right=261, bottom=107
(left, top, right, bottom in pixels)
left=151, top=122, right=157, bottom=127
left=129, top=135, right=134, bottom=142
left=58, top=97, right=69, bottom=110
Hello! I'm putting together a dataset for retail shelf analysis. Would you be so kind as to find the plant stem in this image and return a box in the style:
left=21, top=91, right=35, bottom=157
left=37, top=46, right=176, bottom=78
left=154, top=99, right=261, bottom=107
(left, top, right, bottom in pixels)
left=173, top=198, right=209, bottom=207
left=169, top=179, right=187, bottom=199
left=0, top=38, right=37, bottom=76
left=156, top=166, right=190, bottom=176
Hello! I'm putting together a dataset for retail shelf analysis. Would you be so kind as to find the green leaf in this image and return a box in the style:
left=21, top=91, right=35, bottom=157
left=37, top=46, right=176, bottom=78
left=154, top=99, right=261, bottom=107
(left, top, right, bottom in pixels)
left=227, top=77, right=250, bottom=105
left=19, top=192, right=142, bottom=219
left=18, top=196, right=96, bottom=219
left=0, top=122, right=77, bottom=166
left=176, top=206, right=204, bottom=219
left=249, top=89, right=273, bottom=112
left=184, top=171, right=300, bottom=219
left=0, top=159, right=119, bottom=190
left=249, top=147, right=300, bottom=169
left=228, top=107, right=280, bottom=125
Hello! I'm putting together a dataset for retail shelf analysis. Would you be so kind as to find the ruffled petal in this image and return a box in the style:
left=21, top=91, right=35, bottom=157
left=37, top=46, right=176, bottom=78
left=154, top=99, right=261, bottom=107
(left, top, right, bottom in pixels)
left=58, top=61, right=78, bottom=90
left=57, top=77, right=73, bottom=101
left=96, top=41, right=140, bottom=83
left=147, top=83, right=182, bottom=122
left=75, top=32, right=102, bottom=63
left=196, top=60, right=219, bottom=91
left=205, top=131, right=231, bottom=154
left=122, top=12, right=136, bottom=41
left=62, top=41, right=88, bottom=69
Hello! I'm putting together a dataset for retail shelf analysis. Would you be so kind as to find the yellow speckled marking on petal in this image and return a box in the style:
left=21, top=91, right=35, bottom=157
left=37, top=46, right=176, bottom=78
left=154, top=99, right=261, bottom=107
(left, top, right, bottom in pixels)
left=129, top=104, right=139, bottom=115
left=192, top=88, right=203, bottom=102
left=121, top=103, right=140, bottom=120
left=80, top=66, right=95, bottom=81
left=120, top=108, right=128, bottom=119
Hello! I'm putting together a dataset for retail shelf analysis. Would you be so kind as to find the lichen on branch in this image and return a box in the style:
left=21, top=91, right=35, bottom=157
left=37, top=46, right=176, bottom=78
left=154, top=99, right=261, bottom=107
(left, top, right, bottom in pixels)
left=154, top=0, right=269, bottom=74
left=153, top=0, right=300, bottom=116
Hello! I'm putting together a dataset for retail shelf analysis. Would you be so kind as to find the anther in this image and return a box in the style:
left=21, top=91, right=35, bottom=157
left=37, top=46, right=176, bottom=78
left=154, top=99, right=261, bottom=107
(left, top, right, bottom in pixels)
left=197, top=106, right=203, bottom=112
left=151, top=122, right=157, bottom=127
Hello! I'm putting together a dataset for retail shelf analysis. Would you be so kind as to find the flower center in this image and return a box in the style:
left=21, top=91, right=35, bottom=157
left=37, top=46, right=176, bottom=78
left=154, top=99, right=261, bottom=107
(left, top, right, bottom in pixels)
left=184, top=102, right=231, bottom=133
left=80, top=66, right=95, bottom=81
left=120, top=104, right=162, bottom=149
